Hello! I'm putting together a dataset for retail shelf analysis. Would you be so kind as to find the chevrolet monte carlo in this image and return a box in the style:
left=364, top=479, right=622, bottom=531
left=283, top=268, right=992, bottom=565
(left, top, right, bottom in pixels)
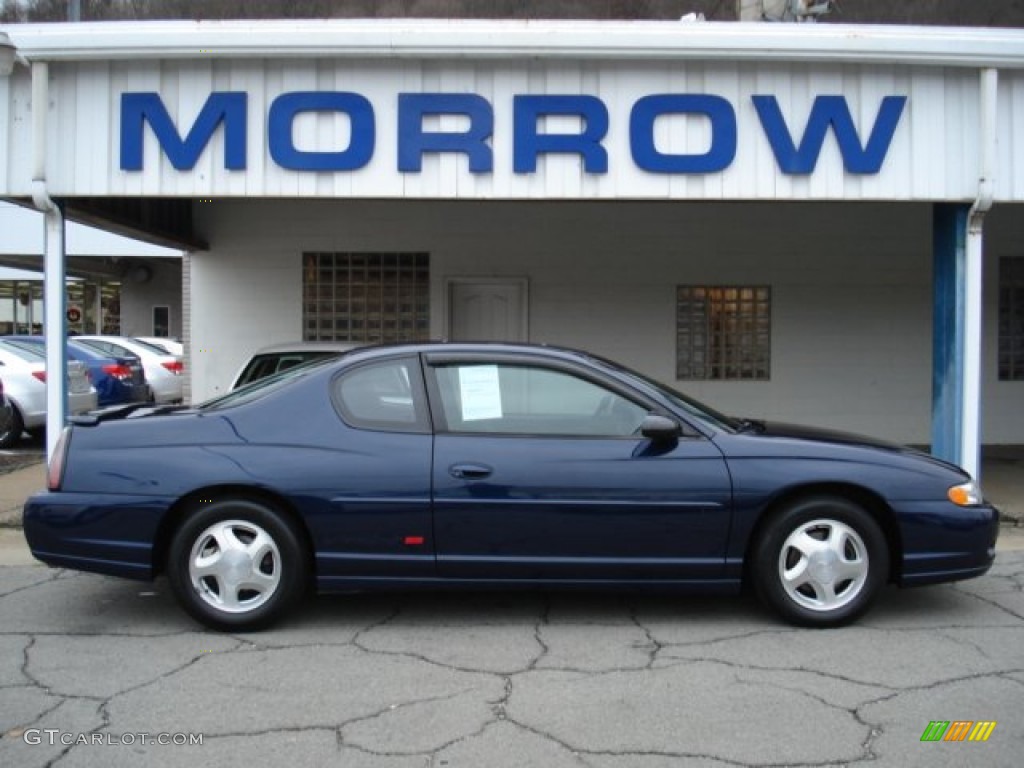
left=24, top=343, right=998, bottom=631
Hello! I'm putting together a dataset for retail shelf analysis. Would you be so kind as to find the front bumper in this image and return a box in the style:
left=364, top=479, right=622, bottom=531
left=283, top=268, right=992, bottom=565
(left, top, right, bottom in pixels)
left=896, top=499, right=999, bottom=586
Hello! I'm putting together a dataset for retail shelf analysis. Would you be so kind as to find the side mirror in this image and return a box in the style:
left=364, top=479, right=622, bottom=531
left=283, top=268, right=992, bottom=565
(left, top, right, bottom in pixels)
left=640, top=414, right=682, bottom=442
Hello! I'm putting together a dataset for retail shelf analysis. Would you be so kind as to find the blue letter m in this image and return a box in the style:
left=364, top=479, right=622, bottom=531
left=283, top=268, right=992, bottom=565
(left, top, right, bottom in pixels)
left=753, top=94, right=906, bottom=175
left=121, top=92, right=247, bottom=171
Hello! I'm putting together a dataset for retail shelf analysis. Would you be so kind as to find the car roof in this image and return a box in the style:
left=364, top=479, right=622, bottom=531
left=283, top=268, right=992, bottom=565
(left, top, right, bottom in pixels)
left=334, top=341, right=606, bottom=368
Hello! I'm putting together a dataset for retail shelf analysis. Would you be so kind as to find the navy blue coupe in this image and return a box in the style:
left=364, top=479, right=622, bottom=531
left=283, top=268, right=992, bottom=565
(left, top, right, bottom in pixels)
left=24, top=343, right=998, bottom=631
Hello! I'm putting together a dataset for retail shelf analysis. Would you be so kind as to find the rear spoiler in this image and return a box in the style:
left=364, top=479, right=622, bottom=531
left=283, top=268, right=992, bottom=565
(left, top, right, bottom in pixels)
left=71, top=403, right=192, bottom=426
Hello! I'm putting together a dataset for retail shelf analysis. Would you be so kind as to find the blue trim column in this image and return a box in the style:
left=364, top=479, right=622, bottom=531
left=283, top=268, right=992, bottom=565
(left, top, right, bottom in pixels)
left=931, top=203, right=968, bottom=465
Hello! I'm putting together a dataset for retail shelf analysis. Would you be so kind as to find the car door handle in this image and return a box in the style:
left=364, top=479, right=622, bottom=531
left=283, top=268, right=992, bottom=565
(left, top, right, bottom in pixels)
left=449, top=463, right=493, bottom=480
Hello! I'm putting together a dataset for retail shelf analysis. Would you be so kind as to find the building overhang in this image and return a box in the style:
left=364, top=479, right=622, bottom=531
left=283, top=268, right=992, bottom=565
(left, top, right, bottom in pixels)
left=3, top=18, right=1024, bottom=69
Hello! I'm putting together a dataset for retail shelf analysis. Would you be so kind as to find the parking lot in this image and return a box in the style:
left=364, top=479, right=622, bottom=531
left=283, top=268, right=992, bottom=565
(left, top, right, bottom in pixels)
left=1, top=437, right=1022, bottom=767
left=0, top=517, right=1021, bottom=767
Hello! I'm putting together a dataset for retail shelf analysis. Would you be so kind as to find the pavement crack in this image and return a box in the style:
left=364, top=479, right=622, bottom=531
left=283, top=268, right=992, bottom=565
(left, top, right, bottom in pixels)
left=950, top=583, right=1024, bottom=621
left=336, top=687, right=487, bottom=756
left=492, top=676, right=513, bottom=721
left=733, top=673, right=885, bottom=765
left=51, top=639, right=247, bottom=765
left=527, top=596, right=551, bottom=672
left=629, top=605, right=663, bottom=669
left=934, top=628, right=995, bottom=660
left=0, top=569, right=64, bottom=599
left=656, top=626, right=800, bottom=650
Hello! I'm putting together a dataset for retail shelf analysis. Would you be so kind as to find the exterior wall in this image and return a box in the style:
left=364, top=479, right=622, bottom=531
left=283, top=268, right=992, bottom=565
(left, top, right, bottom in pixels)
left=117, top=257, right=182, bottom=338
left=4, top=56, right=1024, bottom=202
left=189, top=216, right=302, bottom=399
left=186, top=198, right=1019, bottom=445
left=984, top=205, right=1024, bottom=444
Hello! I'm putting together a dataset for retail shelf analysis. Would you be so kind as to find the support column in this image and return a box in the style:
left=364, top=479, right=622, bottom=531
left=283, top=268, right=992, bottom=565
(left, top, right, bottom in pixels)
left=42, top=203, right=67, bottom=461
left=932, top=203, right=984, bottom=480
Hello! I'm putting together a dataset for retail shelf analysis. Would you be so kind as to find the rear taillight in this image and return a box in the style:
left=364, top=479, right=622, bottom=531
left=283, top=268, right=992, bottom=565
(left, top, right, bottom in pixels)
left=32, top=371, right=47, bottom=383
left=102, top=364, right=133, bottom=381
left=161, top=361, right=184, bottom=375
left=48, top=427, right=71, bottom=491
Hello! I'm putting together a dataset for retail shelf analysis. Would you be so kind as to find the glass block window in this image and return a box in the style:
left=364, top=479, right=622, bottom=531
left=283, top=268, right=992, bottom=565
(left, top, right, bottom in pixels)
left=303, top=252, right=429, bottom=343
left=676, top=286, right=771, bottom=380
left=999, top=257, right=1024, bottom=381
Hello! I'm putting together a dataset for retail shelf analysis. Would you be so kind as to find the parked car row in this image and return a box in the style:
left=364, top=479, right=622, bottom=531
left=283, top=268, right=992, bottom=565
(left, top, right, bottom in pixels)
left=0, top=335, right=360, bottom=447
left=0, top=340, right=98, bottom=448
left=76, top=336, right=184, bottom=404
left=0, top=335, right=184, bottom=448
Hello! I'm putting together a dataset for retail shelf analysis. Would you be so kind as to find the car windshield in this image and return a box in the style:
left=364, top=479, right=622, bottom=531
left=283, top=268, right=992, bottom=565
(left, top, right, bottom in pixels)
left=582, top=352, right=738, bottom=432
left=199, top=356, right=338, bottom=411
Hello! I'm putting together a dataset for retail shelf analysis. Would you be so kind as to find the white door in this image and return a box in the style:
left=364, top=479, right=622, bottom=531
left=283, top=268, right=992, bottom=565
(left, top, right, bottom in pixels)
left=448, top=279, right=528, bottom=342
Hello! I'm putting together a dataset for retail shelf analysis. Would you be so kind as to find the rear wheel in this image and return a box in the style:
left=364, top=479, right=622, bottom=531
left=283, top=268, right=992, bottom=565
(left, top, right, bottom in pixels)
left=0, top=406, right=24, bottom=449
left=751, top=496, right=889, bottom=627
left=167, top=498, right=308, bottom=631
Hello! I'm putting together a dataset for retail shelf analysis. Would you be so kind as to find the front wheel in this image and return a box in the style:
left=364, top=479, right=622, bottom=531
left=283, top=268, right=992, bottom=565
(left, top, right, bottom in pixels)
left=751, top=496, right=889, bottom=628
left=167, top=498, right=308, bottom=631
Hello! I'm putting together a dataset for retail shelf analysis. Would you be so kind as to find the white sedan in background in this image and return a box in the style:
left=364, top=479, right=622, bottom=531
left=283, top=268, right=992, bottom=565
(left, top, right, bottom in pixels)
left=75, top=336, right=184, bottom=404
left=0, top=339, right=98, bottom=448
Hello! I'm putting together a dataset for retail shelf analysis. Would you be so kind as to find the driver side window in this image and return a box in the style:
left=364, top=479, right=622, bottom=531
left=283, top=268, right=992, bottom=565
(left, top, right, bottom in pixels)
left=432, top=363, right=648, bottom=437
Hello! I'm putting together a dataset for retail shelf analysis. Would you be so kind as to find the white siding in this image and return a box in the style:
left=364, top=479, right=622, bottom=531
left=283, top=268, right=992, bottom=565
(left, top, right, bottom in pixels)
left=4, top=59, right=1018, bottom=201
left=0, top=75, right=9, bottom=191
left=998, top=72, right=1024, bottom=202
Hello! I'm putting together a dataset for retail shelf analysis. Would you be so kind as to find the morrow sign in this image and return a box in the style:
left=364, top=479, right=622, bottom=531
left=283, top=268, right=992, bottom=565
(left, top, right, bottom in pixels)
left=120, top=91, right=907, bottom=176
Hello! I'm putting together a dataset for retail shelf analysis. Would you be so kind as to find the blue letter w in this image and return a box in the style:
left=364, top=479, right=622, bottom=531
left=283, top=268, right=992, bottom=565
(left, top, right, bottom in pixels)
left=121, top=92, right=247, bottom=171
left=752, top=94, right=906, bottom=175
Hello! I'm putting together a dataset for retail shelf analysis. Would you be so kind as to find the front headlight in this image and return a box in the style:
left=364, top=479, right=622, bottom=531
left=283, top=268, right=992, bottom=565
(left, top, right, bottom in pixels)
left=948, top=480, right=984, bottom=507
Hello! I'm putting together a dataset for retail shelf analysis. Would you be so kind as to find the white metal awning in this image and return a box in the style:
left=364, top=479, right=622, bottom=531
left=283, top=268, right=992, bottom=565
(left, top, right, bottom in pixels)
left=3, top=19, right=1024, bottom=69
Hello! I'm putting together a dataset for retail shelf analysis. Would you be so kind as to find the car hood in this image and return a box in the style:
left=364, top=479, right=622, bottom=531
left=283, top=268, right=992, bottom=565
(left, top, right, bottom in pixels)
left=755, top=420, right=903, bottom=450
left=727, top=419, right=968, bottom=476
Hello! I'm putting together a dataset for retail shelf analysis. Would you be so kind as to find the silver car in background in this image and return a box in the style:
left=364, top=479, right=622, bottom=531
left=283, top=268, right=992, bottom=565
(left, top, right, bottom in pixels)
left=231, top=341, right=358, bottom=390
left=76, top=335, right=185, bottom=404
left=0, top=339, right=98, bottom=448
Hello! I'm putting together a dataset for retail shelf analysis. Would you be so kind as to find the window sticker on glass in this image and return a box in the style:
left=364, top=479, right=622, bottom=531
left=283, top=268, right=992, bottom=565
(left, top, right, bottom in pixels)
left=459, top=365, right=503, bottom=421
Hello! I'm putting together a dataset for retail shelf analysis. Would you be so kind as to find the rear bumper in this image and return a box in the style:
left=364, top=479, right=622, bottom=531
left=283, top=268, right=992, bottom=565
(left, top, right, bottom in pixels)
left=148, top=376, right=183, bottom=404
left=98, top=382, right=150, bottom=407
left=69, top=390, right=98, bottom=415
left=23, top=491, right=171, bottom=579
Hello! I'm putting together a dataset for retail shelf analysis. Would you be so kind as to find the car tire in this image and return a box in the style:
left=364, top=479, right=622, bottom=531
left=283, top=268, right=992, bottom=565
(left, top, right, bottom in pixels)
left=167, top=498, right=308, bottom=632
left=751, top=496, right=889, bottom=628
left=0, top=406, right=24, bottom=449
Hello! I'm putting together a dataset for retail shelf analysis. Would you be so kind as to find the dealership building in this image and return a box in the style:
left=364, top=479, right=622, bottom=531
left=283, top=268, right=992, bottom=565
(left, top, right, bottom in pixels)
left=0, top=19, right=1022, bottom=475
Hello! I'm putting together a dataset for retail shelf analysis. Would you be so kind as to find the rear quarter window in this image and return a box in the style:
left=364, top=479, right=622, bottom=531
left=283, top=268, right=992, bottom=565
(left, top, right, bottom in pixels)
left=332, top=357, right=429, bottom=434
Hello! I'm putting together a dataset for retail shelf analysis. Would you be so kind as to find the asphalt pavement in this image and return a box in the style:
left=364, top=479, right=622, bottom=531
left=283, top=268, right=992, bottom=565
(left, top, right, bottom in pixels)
left=0, top=543, right=1022, bottom=767
left=0, top=440, right=1022, bottom=767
